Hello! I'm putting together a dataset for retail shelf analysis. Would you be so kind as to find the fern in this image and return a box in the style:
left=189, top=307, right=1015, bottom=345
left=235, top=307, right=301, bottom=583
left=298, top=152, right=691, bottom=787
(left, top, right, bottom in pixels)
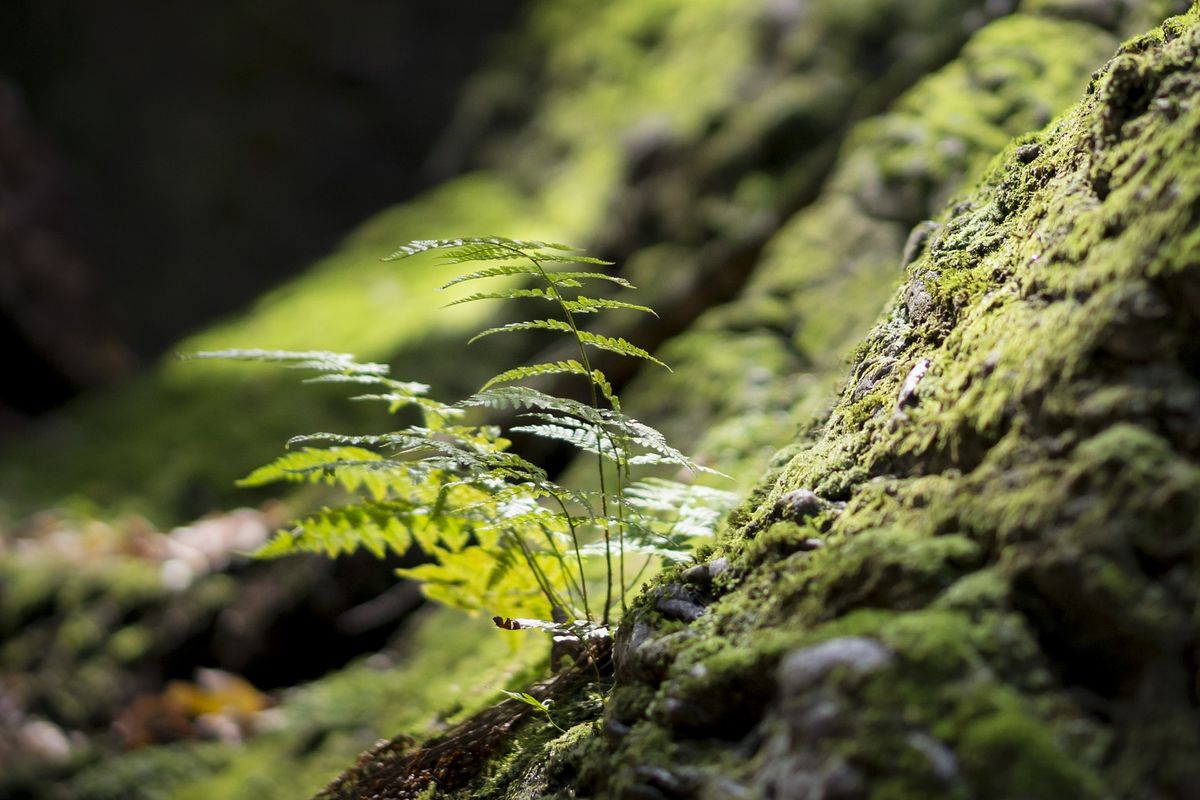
left=382, top=237, right=575, bottom=261
left=561, top=297, right=656, bottom=316
left=257, top=501, right=418, bottom=559
left=468, top=318, right=577, bottom=343
left=190, top=236, right=735, bottom=642
left=479, top=361, right=614, bottom=403
left=185, top=348, right=389, bottom=375
left=237, top=447, right=403, bottom=501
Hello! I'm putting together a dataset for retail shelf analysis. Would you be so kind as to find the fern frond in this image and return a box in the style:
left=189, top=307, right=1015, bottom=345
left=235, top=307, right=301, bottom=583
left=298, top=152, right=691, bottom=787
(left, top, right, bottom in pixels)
left=604, top=415, right=721, bottom=474
left=451, top=481, right=593, bottom=527
left=186, top=349, right=389, bottom=376
left=243, top=452, right=419, bottom=502
left=300, top=373, right=430, bottom=395
left=285, top=431, right=422, bottom=450
left=485, top=546, right=521, bottom=590
left=439, top=266, right=631, bottom=292
left=480, top=361, right=617, bottom=407
left=203, top=235, right=726, bottom=630
left=510, top=423, right=620, bottom=460
left=526, top=254, right=614, bottom=266
left=436, top=243, right=529, bottom=264
left=435, top=244, right=609, bottom=267
left=561, top=297, right=657, bottom=316
left=383, top=237, right=575, bottom=262
left=398, top=544, right=558, bottom=618
left=574, top=331, right=670, bottom=369
left=255, top=500, right=417, bottom=559
left=467, top=319, right=574, bottom=344
left=350, top=394, right=463, bottom=419
left=574, top=539, right=692, bottom=563
left=592, top=370, right=617, bottom=406
left=439, top=264, right=546, bottom=289
left=236, top=446, right=391, bottom=491
left=463, top=386, right=606, bottom=425
left=543, top=271, right=634, bottom=288
left=511, top=411, right=620, bottom=455
left=481, top=360, right=583, bottom=390
left=483, top=509, right=564, bottom=534
left=620, top=478, right=739, bottom=540
left=442, top=288, right=555, bottom=308
left=623, top=478, right=740, bottom=510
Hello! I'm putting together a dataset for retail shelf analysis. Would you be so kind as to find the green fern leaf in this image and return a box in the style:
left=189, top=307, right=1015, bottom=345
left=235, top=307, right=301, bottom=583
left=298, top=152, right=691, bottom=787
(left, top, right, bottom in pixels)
left=480, top=360, right=585, bottom=388
left=399, top=544, right=557, bottom=618
left=255, top=501, right=417, bottom=559
left=574, top=331, right=670, bottom=369
left=543, top=271, right=634, bottom=288
left=383, top=237, right=575, bottom=262
left=463, top=386, right=606, bottom=426
left=561, top=297, right=657, bottom=316
left=285, top=431, right=419, bottom=450
left=620, top=478, right=739, bottom=540
left=510, top=423, right=619, bottom=459
left=525, top=254, right=614, bottom=266
left=350, top=394, right=463, bottom=418
left=237, top=446, right=383, bottom=486
left=184, top=349, right=387, bottom=375
left=485, top=546, right=520, bottom=590
left=604, top=415, right=716, bottom=473
left=439, top=264, right=547, bottom=289
left=442, top=288, right=555, bottom=308
left=300, top=373, right=430, bottom=395
left=468, top=319, right=575, bottom=344
left=574, top=539, right=692, bottom=563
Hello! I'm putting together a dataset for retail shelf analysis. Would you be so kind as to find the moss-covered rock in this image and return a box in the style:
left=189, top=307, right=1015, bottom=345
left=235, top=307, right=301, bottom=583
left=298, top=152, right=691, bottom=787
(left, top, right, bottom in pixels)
left=598, top=7, right=1199, bottom=797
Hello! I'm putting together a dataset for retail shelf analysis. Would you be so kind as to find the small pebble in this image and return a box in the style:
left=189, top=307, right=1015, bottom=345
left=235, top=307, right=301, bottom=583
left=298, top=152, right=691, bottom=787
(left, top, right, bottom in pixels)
left=656, top=597, right=706, bottom=623
left=779, top=637, right=894, bottom=695
left=896, top=358, right=930, bottom=409
left=773, top=489, right=824, bottom=521
left=1015, top=143, right=1041, bottom=163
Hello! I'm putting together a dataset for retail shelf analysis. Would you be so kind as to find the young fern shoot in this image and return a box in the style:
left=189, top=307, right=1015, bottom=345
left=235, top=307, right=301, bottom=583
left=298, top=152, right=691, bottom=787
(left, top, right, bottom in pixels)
left=189, top=237, right=735, bottom=647
left=387, top=238, right=672, bottom=625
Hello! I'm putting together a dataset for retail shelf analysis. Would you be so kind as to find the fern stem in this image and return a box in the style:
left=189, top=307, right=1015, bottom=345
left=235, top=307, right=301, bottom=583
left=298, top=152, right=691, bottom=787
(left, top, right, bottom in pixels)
left=507, top=529, right=564, bottom=615
left=511, top=243, right=616, bottom=627
left=535, top=520, right=584, bottom=615
left=616, top=444, right=627, bottom=616
left=547, top=490, right=592, bottom=621
left=628, top=553, right=656, bottom=592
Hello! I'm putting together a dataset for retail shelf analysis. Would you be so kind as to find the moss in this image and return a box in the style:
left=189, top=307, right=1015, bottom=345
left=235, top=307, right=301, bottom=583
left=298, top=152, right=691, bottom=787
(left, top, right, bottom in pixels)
left=953, top=700, right=1103, bottom=799
left=929, top=567, right=1011, bottom=612
left=107, top=624, right=153, bottom=663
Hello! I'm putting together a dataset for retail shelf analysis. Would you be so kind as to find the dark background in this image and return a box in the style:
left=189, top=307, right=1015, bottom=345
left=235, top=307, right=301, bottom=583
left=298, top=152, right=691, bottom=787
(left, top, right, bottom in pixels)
left=0, top=1, right=523, bottom=425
